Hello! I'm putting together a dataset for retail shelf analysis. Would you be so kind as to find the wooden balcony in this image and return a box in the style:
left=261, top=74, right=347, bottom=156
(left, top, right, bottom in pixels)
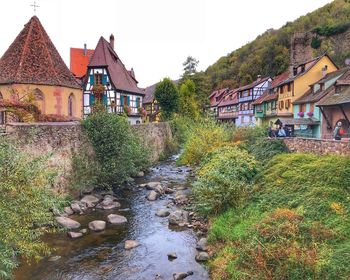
left=218, top=111, right=238, bottom=119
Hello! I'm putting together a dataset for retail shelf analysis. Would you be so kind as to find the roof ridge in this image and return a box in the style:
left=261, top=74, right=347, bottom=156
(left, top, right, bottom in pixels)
left=14, top=20, right=34, bottom=82
left=36, top=18, right=61, bottom=85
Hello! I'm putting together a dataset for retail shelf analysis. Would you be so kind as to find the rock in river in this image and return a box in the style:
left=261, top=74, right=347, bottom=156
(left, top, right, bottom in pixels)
left=195, top=251, right=209, bottom=262
left=55, top=216, right=81, bottom=230
left=168, top=210, right=189, bottom=226
left=88, top=220, right=106, bottom=231
left=173, top=271, right=193, bottom=280
left=64, top=206, right=74, bottom=216
left=196, top=238, right=208, bottom=251
left=156, top=208, right=170, bottom=217
left=96, top=197, right=121, bottom=210
left=147, top=190, right=159, bottom=201
left=107, top=214, right=127, bottom=225
left=80, top=195, right=100, bottom=208
left=124, top=240, right=140, bottom=250
left=67, top=231, right=83, bottom=239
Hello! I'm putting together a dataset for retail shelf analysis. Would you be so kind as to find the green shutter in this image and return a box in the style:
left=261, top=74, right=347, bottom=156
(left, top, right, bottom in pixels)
left=102, top=75, right=107, bottom=85
left=90, top=93, right=95, bottom=106
left=103, top=94, right=107, bottom=105
left=127, top=96, right=130, bottom=106
left=90, top=75, right=94, bottom=85
left=136, top=97, right=140, bottom=108
left=121, top=96, right=124, bottom=106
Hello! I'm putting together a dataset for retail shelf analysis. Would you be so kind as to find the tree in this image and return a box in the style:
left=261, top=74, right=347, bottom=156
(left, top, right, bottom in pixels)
left=154, top=78, right=179, bottom=120
left=182, top=56, right=199, bottom=77
left=190, top=72, right=212, bottom=112
left=179, top=79, right=200, bottom=120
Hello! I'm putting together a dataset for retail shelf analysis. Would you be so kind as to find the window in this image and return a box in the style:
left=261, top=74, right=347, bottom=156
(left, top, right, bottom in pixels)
left=285, top=99, right=291, bottom=109
left=68, top=93, right=74, bottom=117
left=287, top=83, right=291, bottom=92
left=280, top=86, right=284, bottom=94
left=136, top=97, right=141, bottom=108
left=299, top=104, right=306, bottom=113
left=279, top=100, right=284, bottom=110
left=94, top=73, right=103, bottom=85
left=309, top=103, right=314, bottom=113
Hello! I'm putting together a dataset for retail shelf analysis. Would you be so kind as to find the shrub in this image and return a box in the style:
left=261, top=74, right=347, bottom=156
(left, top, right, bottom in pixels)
left=169, top=116, right=195, bottom=145
left=0, top=140, right=66, bottom=279
left=193, top=146, right=258, bottom=215
left=311, top=36, right=322, bottom=49
left=247, top=138, right=289, bottom=165
left=82, top=110, right=149, bottom=188
left=232, top=126, right=266, bottom=147
left=179, top=118, right=233, bottom=165
left=154, top=78, right=179, bottom=120
left=209, top=153, right=350, bottom=279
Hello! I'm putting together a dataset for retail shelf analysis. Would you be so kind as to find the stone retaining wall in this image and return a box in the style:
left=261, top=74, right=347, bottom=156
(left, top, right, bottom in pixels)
left=283, top=137, right=350, bottom=156
left=1, top=122, right=173, bottom=190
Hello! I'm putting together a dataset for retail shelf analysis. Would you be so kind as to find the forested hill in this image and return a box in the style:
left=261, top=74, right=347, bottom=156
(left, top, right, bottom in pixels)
left=204, top=0, right=350, bottom=90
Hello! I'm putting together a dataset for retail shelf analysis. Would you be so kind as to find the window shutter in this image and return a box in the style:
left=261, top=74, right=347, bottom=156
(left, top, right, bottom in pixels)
left=127, top=96, right=130, bottom=106
left=90, top=93, right=95, bottom=106
left=121, top=96, right=124, bottom=106
left=136, top=97, right=140, bottom=108
left=102, top=75, right=107, bottom=85
left=90, top=75, right=94, bottom=85
left=103, top=94, right=107, bottom=105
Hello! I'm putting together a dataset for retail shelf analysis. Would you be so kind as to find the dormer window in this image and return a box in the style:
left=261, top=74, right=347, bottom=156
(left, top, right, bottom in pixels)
left=335, top=86, right=341, bottom=95
left=293, top=67, right=298, bottom=76
left=94, top=73, right=103, bottom=85
left=301, top=64, right=305, bottom=73
left=320, top=83, right=325, bottom=91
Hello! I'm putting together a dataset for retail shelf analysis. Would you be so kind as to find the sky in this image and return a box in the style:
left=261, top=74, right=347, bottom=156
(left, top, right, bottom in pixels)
left=0, top=0, right=333, bottom=88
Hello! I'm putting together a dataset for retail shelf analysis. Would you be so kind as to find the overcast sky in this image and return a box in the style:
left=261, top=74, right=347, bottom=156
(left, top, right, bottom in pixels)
left=0, top=0, right=332, bottom=87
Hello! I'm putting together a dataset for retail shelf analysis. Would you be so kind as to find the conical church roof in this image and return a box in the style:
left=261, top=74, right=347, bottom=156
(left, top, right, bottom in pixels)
left=0, top=16, right=80, bottom=89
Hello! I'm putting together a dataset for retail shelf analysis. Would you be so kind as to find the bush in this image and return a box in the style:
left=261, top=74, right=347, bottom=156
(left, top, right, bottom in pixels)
left=208, top=153, right=350, bottom=279
left=311, top=36, right=322, bottom=49
left=179, top=118, right=233, bottom=165
left=232, top=126, right=266, bottom=148
left=193, top=146, right=258, bottom=215
left=0, top=141, right=66, bottom=279
left=82, top=111, right=149, bottom=188
left=247, top=138, right=289, bottom=165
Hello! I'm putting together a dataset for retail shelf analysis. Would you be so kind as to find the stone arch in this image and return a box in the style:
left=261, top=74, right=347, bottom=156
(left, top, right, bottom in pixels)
left=68, top=93, right=75, bottom=117
left=33, top=88, right=45, bottom=114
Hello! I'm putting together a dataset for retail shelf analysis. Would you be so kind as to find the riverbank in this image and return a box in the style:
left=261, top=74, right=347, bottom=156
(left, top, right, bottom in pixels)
left=15, top=155, right=209, bottom=280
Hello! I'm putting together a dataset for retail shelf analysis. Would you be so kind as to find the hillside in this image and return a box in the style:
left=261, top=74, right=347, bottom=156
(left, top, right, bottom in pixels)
left=204, top=0, right=350, bottom=90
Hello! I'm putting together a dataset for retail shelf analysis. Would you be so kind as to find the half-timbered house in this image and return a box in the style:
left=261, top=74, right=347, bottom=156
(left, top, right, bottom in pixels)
left=83, top=35, right=144, bottom=124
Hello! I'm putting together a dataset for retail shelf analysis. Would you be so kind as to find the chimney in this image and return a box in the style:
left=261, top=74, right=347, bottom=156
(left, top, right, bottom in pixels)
left=110, top=34, right=115, bottom=49
left=322, top=65, right=328, bottom=77
left=257, top=75, right=262, bottom=81
left=83, top=43, right=87, bottom=56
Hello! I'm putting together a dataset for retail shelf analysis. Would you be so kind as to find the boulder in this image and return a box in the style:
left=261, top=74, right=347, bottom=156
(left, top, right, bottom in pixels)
left=64, top=207, right=74, bottom=216
left=96, top=198, right=121, bottom=210
left=107, top=214, right=128, bottom=225
left=88, top=220, right=106, bottom=232
left=167, top=252, right=177, bottom=259
left=195, top=252, right=209, bottom=262
left=80, top=228, right=88, bottom=234
left=142, top=182, right=164, bottom=194
left=67, top=231, right=83, bottom=239
left=48, top=255, right=61, bottom=262
left=80, top=195, right=100, bottom=208
left=82, top=186, right=95, bottom=195
left=164, top=187, right=175, bottom=194
left=136, top=171, right=145, bottom=177
left=55, top=217, right=81, bottom=230
left=168, top=210, right=189, bottom=226
left=196, top=238, right=208, bottom=251
left=71, top=202, right=83, bottom=214
left=156, top=209, right=170, bottom=217
left=124, top=240, right=140, bottom=250
left=173, top=271, right=193, bottom=280
left=147, top=190, right=159, bottom=201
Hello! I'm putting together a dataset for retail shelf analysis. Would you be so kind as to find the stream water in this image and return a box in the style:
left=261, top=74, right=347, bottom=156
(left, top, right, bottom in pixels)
left=15, top=156, right=209, bottom=280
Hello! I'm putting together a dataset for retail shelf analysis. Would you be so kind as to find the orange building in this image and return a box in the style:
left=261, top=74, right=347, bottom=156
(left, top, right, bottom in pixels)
left=0, top=16, right=82, bottom=120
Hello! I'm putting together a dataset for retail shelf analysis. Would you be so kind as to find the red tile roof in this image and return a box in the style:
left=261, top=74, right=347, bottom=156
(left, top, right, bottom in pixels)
left=252, top=71, right=289, bottom=105
left=218, top=89, right=239, bottom=107
left=0, top=16, right=80, bottom=89
left=210, top=88, right=229, bottom=107
left=70, top=47, right=94, bottom=78
left=89, top=37, right=143, bottom=95
left=238, top=76, right=271, bottom=92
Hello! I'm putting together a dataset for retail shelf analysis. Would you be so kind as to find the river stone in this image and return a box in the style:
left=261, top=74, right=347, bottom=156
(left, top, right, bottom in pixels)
left=80, top=195, right=100, bottom=208
left=168, top=210, right=189, bottom=226
left=64, top=206, right=74, bottom=216
left=55, top=217, right=81, bottom=229
left=48, top=255, right=61, bottom=262
left=80, top=228, right=88, bottom=234
left=196, top=238, right=208, bottom=251
left=107, top=214, right=128, bottom=224
left=156, top=209, right=170, bottom=217
left=173, top=271, right=193, bottom=280
left=164, top=187, right=175, bottom=194
left=167, top=252, right=177, bottom=259
left=82, top=186, right=95, bottom=195
left=71, top=202, right=83, bottom=214
left=67, top=231, right=83, bottom=239
left=147, top=190, right=159, bottom=201
left=104, top=195, right=117, bottom=201
left=96, top=198, right=121, bottom=210
left=195, top=251, right=209, bottom=262
left=124, top=240, right=140, bottom=250
left=88, top=220, right=106, bottom=231
left=136, top=171, right=145, bottom=177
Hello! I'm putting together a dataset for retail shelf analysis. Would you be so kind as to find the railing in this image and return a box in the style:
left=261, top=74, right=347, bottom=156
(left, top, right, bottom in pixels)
left=239, top=96, right=253, bottom=102
left=218, top=111, right=238, bottom=119
left=240, top=109, right=254, bottom=115
left=265, top=110, right=277, bottom=116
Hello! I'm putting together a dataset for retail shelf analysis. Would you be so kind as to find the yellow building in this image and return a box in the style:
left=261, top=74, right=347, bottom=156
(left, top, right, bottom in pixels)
left=276, top=54, right=338, bottom=119
left=0, top=16, right=82, bottom=120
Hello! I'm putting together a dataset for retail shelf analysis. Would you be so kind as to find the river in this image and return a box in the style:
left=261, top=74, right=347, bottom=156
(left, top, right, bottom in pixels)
left=15, top=155, right=209, bottom=280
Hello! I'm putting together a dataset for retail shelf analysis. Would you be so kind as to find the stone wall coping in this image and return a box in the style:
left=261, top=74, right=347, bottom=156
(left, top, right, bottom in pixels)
left=6, top=122, right=81, bottom=127
left=282, top=137, right=350, bottom=144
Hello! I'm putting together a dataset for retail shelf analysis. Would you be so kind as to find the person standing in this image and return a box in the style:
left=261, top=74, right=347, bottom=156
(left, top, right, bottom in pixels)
left=333, top=121, right=342, bottom=140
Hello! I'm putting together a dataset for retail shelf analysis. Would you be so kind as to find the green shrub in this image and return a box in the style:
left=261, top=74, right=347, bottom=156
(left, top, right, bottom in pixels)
left=169, top=116, right=195, bottom=145
left=232, top=126, right=266, bottom=148
left=193, top=146, right=258, bottom=215
left=247, top=138, right=289, bottom=165
left=0, top=141, right=66, bottom=279
left=82, top=111, right=149, bottom=188
left=311, top=36, right=322, bottom=49
left=179, top=118, right=233, bottom=165
left=209, top=153, right=350, bottom=279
